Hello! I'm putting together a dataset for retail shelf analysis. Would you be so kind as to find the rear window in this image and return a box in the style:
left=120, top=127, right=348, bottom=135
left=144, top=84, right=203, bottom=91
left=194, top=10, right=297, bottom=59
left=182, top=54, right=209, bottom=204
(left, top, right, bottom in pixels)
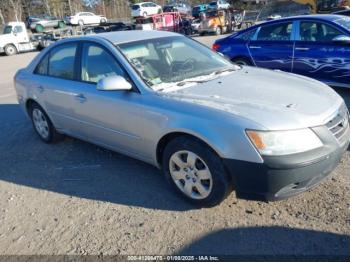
left=209, top=2, right=217, bottom=6
left=334, top=17, right=350, bottom=31
left=132, top=5, right=140, bottom=10
left=34, top=53, right=49, bottom=75
left=48, top=43, right=77, bottom=80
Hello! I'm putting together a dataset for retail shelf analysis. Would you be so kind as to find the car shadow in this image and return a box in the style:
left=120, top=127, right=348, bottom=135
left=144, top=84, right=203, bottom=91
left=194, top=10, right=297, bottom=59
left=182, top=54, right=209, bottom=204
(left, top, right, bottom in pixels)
left=176, top=226, right=350, bottom=255
left=0, top=104, right=194, bottom=211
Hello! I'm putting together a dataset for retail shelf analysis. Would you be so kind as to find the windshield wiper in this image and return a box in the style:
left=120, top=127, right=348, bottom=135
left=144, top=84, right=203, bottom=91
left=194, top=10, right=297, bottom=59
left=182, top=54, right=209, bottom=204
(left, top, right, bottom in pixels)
left=176, top=79, right=212, bottom=86
left=214, top=67, right=236, bottom=75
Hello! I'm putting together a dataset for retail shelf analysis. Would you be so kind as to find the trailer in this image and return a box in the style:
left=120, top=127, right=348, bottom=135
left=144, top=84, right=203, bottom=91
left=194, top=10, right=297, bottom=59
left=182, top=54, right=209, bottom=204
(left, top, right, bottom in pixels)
left=0, top=21, right=103, bottom=56
left=134, top=12, right=193, bottom=35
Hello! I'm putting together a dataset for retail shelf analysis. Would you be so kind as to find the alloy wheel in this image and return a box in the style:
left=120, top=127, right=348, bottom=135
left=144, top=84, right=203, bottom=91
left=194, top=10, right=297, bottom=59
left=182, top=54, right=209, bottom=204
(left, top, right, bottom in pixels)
left=32, top=108, right=49, bottom=139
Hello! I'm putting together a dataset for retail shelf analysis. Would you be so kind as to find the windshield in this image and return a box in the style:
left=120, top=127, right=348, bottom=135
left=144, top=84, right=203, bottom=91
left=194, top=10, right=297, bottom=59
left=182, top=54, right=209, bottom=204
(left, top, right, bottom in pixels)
left=334, top=17, right=350, bottom=31
left=117, top=36, right=236, bottom=91
left=3, top=26, right=12, bottom=34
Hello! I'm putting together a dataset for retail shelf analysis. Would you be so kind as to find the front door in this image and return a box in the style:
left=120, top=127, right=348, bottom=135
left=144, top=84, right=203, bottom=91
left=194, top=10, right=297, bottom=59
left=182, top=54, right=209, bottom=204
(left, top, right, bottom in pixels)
left=293, top=20, right=350, bottom=87
left=248, top=21, right=294, bottom=72
left=70, top=42, right=149, bottom=158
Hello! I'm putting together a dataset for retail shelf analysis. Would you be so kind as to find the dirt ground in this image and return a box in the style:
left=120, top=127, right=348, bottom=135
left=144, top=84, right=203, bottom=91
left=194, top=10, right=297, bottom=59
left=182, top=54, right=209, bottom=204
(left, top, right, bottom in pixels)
left=0, top=35, right=349, bottom=256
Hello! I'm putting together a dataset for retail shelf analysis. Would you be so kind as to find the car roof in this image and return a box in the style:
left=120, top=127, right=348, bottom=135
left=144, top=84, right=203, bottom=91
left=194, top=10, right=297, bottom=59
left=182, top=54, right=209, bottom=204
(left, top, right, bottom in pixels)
left=91, top=30, right=180, bottom=44
left=260, top=14, right=345, bottom=24
left=236, top=14, right=348, bottom=34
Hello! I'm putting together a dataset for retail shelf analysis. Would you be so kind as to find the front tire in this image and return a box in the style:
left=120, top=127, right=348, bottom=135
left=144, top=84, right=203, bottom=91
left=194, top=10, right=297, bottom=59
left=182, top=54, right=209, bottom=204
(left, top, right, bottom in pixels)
left=162, top=136, right=232, bottom=207
left=78, top=20, right=84, bottom=26
left=29, top=103, right=62, bottom=143
left=4, top=44, right=17, bottom=56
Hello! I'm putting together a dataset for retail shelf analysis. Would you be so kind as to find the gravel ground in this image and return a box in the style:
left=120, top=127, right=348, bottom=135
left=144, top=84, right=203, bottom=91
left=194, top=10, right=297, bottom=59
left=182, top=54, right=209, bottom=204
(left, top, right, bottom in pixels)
left=0, top=35, right=349, bottom=256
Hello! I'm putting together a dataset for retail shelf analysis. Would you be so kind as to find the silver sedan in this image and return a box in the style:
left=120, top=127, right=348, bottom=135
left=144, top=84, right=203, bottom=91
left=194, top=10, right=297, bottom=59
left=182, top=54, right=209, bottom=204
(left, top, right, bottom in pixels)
left=14, top=31, right=350, bottom=206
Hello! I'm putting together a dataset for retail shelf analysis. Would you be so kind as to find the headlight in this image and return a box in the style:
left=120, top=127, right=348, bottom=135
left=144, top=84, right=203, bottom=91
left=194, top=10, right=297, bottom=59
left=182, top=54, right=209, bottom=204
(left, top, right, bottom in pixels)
left=246, top=129, right=323, bottom=156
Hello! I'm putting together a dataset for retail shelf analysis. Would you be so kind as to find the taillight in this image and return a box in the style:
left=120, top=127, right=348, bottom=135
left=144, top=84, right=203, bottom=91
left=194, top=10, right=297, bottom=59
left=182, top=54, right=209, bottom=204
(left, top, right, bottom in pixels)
left=212, top=43, right=220, bottom=51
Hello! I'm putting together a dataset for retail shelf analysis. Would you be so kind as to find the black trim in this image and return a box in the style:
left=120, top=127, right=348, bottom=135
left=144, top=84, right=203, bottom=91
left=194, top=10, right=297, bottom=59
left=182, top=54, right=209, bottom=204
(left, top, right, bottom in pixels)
left=74, top=41, right=83, bottom=81
left=223, top=126, right=350, bottom=201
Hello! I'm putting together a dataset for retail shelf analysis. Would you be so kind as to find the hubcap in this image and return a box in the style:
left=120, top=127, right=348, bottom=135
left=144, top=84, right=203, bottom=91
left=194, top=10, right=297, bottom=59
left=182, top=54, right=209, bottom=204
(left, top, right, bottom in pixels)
left=32, top=109, right=49, bottom=139
left=7, top=46, right=15, bottom=54
left=169, top=150, right=213, bottom=200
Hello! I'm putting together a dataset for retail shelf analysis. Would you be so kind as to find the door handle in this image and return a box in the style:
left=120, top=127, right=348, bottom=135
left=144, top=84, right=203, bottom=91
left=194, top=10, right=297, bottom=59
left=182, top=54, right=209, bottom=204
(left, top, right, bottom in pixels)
left=249, top=45, right=261, bottom=49
left=74, top=94, right=87, bottom=103
left=295, top=47, right=310, bottom=51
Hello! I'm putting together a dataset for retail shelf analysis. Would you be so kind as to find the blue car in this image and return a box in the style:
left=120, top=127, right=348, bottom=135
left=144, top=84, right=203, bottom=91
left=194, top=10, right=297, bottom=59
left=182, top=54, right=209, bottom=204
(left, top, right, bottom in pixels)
left=213, top=15, right=350, bottom=88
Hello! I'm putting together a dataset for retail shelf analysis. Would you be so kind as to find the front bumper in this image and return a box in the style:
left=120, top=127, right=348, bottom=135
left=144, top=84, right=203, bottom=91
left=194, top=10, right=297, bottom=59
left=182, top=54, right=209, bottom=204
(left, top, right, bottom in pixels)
left=223, top=124, right=350, bottom=201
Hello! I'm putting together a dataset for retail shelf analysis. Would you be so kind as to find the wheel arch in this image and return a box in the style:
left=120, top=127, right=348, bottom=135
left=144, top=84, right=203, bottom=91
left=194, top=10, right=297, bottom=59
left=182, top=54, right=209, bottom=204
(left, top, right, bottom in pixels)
left=231, top=55, right=253, bottom=65
left=25, top=98, right=49, bottom=118
left=156, top=132, right=222, bottom=167
left=25, top=98, right=40, bottom=115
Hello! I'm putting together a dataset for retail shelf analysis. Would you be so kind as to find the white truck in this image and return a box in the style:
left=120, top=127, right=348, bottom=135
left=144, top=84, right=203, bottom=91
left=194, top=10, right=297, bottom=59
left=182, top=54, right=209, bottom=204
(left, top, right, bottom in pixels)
left=0, top=22, right=38, bottom=55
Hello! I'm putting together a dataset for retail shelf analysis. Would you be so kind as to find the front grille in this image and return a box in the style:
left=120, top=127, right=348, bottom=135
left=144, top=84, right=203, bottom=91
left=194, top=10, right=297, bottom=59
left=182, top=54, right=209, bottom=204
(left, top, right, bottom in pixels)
left=326, top=107, right=349, bottom=141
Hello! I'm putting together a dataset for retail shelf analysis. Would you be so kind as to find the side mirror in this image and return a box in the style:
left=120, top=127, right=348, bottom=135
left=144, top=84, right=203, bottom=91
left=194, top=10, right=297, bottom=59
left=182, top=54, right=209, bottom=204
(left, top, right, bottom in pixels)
left=332, top=35, right=350, bottom=44
left=96, top=75, right=132, bottom=91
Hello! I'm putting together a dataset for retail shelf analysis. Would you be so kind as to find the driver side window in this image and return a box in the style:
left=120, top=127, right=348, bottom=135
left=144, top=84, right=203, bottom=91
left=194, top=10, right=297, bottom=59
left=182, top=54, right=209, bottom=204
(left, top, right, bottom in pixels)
left=300, top=21, right=344, bottom=42
left=81, top=43, right=125, bottom=83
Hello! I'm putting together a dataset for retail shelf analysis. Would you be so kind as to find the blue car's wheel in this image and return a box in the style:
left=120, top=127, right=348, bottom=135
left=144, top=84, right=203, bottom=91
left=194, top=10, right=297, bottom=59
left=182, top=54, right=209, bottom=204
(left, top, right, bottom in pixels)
left=232, top=57, right=252, bottom=66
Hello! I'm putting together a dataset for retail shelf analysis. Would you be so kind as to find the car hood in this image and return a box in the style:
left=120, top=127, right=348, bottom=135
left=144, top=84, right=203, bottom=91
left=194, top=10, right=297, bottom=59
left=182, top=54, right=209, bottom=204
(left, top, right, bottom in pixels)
left=162, top=67, right=343, bottom=130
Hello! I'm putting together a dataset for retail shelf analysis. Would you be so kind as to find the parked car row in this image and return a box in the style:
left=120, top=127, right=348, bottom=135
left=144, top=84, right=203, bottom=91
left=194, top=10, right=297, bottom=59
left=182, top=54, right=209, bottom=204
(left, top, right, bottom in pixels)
left=25, top=12, right=108, bottom=33
left=131, top=1, right=232, bottom=18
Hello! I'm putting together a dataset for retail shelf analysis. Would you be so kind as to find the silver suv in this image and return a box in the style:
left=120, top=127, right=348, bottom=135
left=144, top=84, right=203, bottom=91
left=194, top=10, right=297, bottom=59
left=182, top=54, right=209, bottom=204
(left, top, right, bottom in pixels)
left=14, top=31, right=350, bottom=206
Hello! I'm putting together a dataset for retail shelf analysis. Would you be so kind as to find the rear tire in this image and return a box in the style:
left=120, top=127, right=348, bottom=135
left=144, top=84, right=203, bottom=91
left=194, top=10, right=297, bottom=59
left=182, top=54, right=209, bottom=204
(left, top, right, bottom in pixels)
left=29, top=103, right=63, bottom=143
left=57, top=21, right=65, bottom=28
left=100, top=18, right=107, bottom=24
left=143, top=12, right=148, bottom=17
left=4, top=44, right=17, bottom=56
left=162, top=136, right=232, bottom=207
left=232, top=57, right=253, bottom=66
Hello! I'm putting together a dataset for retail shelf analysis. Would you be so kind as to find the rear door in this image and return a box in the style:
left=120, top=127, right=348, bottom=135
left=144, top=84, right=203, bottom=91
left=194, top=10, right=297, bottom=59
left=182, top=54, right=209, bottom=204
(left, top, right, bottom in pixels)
left=32, top=42, right=88, bottom=138
left=248, top=21, right=295, bottom=72
left=293, top=20, right=350, bottom=87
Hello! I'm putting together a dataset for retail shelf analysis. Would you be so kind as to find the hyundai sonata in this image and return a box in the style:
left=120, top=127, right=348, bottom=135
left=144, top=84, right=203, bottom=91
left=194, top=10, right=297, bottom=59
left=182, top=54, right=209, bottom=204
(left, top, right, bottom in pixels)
left=14, top=31, right=350, bottom=206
